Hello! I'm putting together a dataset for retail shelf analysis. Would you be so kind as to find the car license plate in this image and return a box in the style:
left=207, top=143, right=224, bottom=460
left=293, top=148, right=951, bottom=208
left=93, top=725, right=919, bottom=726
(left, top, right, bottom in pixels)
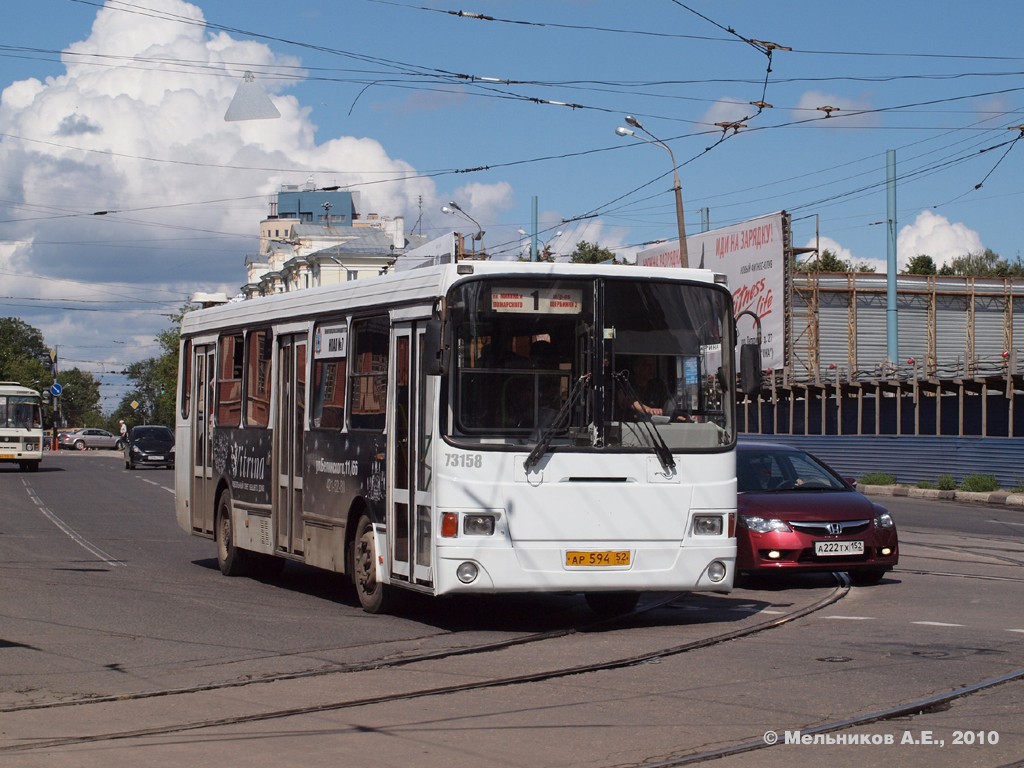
left=814, top=540, right=864, bottom=556
left=565, top=550, right=631, bottom=567
left=149, top=455, right=164, bottom=461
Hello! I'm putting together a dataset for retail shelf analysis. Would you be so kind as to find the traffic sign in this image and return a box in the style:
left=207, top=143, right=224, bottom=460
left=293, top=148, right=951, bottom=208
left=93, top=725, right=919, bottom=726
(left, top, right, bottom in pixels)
left=50, top=383, right=63, bottom=397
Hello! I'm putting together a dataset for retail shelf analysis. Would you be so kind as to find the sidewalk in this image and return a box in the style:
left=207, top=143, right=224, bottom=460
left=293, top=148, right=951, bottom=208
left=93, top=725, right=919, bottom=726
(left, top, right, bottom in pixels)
left=858, top=483, right=1024, bottom=507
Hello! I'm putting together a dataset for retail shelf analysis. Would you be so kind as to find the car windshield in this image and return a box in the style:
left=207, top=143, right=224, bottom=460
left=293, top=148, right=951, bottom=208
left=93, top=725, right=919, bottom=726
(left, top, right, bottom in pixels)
left=738, top=448, right=847, bottom=493
left=132, top=427, right=173, bottom=445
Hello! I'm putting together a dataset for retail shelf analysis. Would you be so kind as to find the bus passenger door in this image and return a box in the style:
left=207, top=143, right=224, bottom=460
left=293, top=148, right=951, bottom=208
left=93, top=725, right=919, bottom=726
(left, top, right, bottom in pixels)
left=275, top=334, right=306, bottom=555
left=191, top=345, right=215, bottom=535
left=389, top=323, right=434, bottom=588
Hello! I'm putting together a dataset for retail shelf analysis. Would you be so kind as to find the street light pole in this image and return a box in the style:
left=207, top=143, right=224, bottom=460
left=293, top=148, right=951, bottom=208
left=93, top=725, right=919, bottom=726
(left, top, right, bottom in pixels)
left=616, top=116, right=689, bottom=268
left=441, top=201, right=486, bottom=259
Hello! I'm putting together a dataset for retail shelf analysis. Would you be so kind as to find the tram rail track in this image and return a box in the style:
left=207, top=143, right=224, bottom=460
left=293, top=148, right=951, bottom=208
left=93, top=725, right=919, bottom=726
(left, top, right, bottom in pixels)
left=0, top=581, right=849, bottom=754
left=646, top=666, right=1024, bottom=766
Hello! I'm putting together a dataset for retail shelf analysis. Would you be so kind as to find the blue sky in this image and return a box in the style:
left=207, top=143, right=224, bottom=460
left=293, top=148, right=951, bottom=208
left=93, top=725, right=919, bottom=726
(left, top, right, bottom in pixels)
left=3, top=0, right=1023, bottom=409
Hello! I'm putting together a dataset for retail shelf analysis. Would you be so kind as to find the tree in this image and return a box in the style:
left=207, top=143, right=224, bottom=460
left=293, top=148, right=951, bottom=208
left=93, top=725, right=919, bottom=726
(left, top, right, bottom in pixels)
left=902, top=254, right=938, bottom=275
left=794, top=248, right=876, bottom=273
left=57, top=368, right=103, bottom=428
left=0, top=317, right=51, bottom=391
left=116, top=306, right=188, bottom=428
left=569, top=240, right=618, bottom=264
left=938, top=249, right=1024, bottom=277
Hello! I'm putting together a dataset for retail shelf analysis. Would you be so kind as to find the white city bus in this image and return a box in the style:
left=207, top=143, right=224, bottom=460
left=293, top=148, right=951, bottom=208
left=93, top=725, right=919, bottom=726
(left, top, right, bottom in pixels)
left=175, top=261, right=756, bottom=613
left=0, top=382, right=44, bottom=472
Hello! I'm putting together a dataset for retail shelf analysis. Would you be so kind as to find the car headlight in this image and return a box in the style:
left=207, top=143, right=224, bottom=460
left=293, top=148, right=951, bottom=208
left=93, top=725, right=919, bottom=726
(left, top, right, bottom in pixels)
left=874, top=511, right=894, bottom=529
left=738, top=515, right=792, bottom=534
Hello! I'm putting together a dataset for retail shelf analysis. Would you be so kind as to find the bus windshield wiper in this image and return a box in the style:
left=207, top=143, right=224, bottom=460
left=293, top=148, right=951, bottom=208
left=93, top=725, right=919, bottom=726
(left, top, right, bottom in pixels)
left=523, top=373, right=590, bottom=473
left=613, top=370, right=676, bottom=475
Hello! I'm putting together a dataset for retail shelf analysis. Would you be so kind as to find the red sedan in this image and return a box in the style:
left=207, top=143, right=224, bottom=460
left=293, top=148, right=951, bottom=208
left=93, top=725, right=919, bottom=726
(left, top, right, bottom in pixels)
left=736, top=442, right=898, bottom=585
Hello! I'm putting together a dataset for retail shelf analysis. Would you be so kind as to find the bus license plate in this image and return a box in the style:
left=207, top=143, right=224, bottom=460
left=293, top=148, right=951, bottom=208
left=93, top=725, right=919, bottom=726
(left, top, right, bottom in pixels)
left=565, top=550, right=631, bottom=567
left=814, top=540, right=864, bottom=556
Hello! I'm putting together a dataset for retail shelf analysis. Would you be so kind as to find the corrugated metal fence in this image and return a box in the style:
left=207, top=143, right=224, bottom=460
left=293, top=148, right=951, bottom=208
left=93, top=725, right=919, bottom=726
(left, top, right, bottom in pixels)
left=740, top=433, right=1024, bottom=489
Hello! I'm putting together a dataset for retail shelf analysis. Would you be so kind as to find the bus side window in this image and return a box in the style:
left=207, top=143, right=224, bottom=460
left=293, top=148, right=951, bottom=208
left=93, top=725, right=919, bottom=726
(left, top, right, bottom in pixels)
left=217, top=332, right=243, bottom=426
left=348, top=316, right=389, bottom=431
left=312, top=358, right=346, bottom=428
left=245, top=328, right=272, bottom=427
left=181, top=339, right=192, bottom=420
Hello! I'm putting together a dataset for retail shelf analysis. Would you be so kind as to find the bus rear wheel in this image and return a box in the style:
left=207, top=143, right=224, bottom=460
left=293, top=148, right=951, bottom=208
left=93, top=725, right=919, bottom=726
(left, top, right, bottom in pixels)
left=216, top=496, right=252, bottom=577
left=353, top=514, right=392, bottom=614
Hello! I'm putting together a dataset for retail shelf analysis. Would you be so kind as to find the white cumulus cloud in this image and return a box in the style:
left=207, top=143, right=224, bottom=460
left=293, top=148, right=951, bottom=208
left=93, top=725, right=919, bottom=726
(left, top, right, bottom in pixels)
left=897, top=210, right=984, bottom=269
left=0, top=0, right=512, bottom=398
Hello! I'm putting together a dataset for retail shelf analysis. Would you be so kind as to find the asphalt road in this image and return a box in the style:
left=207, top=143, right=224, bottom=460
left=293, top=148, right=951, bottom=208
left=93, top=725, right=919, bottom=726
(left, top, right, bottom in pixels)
left=1, top=452, right=1021, bottom=767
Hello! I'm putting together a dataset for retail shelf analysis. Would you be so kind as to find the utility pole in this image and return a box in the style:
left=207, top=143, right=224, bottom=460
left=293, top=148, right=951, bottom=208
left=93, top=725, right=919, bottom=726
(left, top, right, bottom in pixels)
left=886, top=150, right=898, bottom=367
left=49, top=346, right=59, bottom=450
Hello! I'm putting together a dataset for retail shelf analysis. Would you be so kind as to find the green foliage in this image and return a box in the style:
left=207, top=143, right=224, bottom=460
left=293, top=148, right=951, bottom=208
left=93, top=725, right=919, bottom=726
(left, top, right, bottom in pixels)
left=858, top=471, right=897, bottom=485
left=902, top=254, right=938, bottom=275
left=794, top=248, right=875, bottom=273
left=915, top=480, right=935, bottom=489
left=958, top=473, right=1000, bottom=493
left=936, top=474, right=956, bottom=491
left=0, top=317, right=51, bottom=392
left=114, top=305, right=188, bottom=428
left=937, top=248, right=1024, bottom=277
left=569, top=240, right=618, bottom=264
left=58, top=368, right=103, bottom=427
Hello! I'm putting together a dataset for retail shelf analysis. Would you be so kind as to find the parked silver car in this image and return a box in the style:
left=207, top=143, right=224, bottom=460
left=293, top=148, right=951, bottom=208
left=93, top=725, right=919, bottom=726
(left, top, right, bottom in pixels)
left=58, top=428, right=124, bottom=451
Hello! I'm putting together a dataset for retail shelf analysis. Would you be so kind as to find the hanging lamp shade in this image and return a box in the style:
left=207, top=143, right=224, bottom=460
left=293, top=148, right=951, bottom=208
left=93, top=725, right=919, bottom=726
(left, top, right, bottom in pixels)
left=224, top=71, right=280, bottom=122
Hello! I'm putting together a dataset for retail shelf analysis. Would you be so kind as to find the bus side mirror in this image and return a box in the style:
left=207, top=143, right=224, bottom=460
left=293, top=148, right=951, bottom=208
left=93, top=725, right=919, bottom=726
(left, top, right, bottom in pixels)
left=739, top=343, right=761, bottom=396
left=423, top=318, right=448, bottom=376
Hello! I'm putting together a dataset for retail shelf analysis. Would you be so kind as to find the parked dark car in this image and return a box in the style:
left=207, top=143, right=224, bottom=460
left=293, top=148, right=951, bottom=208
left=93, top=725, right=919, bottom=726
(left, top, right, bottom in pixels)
left=736, top=442, right=898, bottom=585
left=124, top=425, right=175, bottom=469
left=58, top=428, right=124, bottom=451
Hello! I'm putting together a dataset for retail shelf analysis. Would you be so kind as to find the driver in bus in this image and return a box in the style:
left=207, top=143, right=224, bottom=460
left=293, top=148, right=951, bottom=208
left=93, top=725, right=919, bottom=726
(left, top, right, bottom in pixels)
left=621, top=355, right=670, bottom=417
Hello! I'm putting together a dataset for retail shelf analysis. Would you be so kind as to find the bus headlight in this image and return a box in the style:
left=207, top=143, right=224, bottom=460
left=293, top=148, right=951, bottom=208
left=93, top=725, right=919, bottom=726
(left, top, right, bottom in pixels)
left=456, top=562, right=479, bottom=583
left=463, top=514, right=496, bottom=536
left=707, top=561, right=727, bottom=582
left=693, top=514, right=724, bottom=536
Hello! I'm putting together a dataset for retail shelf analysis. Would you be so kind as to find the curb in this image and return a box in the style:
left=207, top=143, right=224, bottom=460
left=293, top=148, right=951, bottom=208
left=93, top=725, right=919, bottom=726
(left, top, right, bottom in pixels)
left=858, top=484, right=1024, bottom=507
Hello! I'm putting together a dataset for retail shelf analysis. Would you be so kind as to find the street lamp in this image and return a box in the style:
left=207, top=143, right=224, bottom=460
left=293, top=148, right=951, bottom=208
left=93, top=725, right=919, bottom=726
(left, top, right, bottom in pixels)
left=442, top=201, right=486, bottom=259
left=541, top=230, right=563, bottom=261
left=616, top=116, right=689, bottom=267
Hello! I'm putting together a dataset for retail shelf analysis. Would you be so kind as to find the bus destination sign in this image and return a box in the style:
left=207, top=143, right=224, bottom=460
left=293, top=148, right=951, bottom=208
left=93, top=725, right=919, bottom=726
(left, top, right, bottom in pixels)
left=491, top=287, right=582, bottom=314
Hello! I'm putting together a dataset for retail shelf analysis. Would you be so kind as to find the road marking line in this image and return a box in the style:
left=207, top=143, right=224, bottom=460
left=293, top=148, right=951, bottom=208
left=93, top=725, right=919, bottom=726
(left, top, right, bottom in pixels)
left=913, top=621, right=963, bottom=627
left=20, top=479, right=126, bottom=567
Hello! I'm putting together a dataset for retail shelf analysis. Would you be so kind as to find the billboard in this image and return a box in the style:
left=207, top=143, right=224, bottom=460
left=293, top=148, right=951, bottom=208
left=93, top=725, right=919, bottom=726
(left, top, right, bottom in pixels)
left=637, top=212, right=787, bottom=370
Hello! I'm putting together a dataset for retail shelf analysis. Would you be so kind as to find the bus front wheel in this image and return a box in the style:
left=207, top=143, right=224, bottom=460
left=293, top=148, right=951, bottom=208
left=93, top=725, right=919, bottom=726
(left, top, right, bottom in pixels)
left=217, top=496, right=252, bottom=577
left=353, top=514, right=392, bottom=614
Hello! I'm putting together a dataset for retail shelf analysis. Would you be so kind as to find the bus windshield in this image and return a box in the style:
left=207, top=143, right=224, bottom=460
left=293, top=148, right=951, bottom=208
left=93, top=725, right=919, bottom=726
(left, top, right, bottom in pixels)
left=1, top=395, right=43, bottom=430
left=444, top=275, right=734, bottom=452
